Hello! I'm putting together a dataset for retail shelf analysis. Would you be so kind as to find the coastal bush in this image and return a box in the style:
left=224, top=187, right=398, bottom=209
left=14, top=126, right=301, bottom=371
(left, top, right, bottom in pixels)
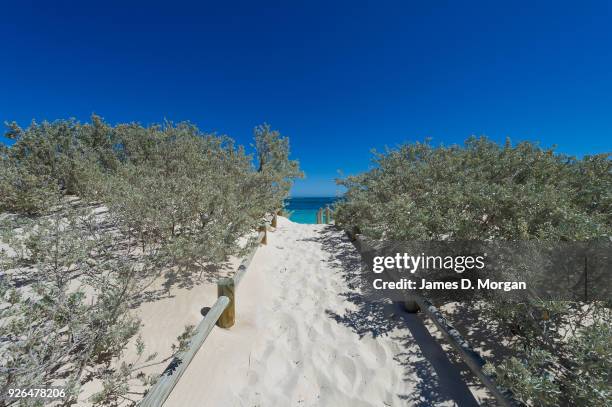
left=0, top=209, right=144, bottom=405
left=0, top=117, right=302, bottom=404
left=1, top=118, right=116, bottom=198
left=0, top=159, right=61, bottom=215
left=254, top=123, right=304, bottom=210
left=335, top=137, right=611, bottom=240
left=335, top=137, right=611, bottom=406
left=0, top=117, right=301, bottom=256
left=96, top=121, right=302, bottom=267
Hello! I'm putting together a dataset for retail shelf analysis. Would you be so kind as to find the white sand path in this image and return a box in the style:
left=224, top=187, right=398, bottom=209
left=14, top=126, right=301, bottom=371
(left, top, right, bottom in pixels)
left=163, top=217, right=488, bottom=407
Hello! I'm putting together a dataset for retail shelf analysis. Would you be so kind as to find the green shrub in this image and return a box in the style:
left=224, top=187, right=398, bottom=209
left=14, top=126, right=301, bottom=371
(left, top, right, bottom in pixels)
left=254, top=123, right=304, bottom=209
left=336, top=137, right=611, bottom=406
left=1, top=117, right=301, bottom=259
left=336, top=137, right=610, bottom=240
left=0, top=116, right=302, bottom=404
left=0, top=159, right=61, bottom=215
left=0, top=210, right=142, bottom=405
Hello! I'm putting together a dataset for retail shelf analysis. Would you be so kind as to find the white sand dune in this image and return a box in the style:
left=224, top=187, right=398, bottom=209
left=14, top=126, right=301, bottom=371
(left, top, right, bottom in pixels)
left=158, top=217, right=491, bottom=407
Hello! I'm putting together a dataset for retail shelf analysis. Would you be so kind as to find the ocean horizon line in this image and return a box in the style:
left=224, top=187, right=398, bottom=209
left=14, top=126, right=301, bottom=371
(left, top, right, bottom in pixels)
left=287, top=195, right=341, bottom=199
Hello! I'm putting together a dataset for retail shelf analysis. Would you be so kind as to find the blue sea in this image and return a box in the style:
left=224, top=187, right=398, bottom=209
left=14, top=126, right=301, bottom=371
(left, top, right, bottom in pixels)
left=284, top=197, right=339, bottom=224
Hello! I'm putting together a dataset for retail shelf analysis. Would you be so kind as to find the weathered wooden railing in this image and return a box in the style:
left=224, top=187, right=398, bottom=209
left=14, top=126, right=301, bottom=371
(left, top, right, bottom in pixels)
left=347, top=229, right=524, bottom=407
left=316, top=206, right=333, bottom=224
left=139, top=296, right=230, bottom=407
left=217, top=225, right=268, bottom=328
left=410, top=295, right=522, bottom=407
left=139, top=214, right=275, bottom=407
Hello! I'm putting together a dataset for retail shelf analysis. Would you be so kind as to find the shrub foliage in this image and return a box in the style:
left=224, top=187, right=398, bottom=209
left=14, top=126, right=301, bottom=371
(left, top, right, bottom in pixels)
left=0, top=116, right=302, bottom=405
left=335, top=137, right=611, bottom=406
left=0, top=210, right=143, bottom=405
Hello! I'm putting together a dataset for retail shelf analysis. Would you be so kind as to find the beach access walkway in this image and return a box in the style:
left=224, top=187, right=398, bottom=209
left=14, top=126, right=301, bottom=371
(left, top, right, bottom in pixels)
left=163, top=217, right=490, bottom=406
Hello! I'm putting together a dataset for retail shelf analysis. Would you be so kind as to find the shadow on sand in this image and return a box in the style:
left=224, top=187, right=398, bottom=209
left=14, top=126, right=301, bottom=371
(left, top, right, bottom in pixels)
left=130, top=260, right=234, bottom=307
left=302, top=225, right=489, bottom=407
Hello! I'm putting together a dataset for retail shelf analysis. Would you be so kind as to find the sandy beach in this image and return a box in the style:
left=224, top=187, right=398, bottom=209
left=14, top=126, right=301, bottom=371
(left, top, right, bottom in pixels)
left=114, top=216, right=491, bottom=407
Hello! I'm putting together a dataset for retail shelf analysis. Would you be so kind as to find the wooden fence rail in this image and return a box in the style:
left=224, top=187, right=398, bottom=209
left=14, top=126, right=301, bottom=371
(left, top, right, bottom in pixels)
left=350, top=232, right=523, bottom=407
left=139, top=296, right=230, bottom=407
left=234, top=230, right=266, bottom=286
left=218, top=229, right=267, bottom=328
left=412, top=295, right=523, bottom=407
left=139, top=221, right=270, bottom=407
left=316, top=206, right=333, bottom=224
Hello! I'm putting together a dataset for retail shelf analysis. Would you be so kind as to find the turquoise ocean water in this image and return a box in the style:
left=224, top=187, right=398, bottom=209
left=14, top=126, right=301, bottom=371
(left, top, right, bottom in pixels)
left=284, top=197, right=338, bottom=224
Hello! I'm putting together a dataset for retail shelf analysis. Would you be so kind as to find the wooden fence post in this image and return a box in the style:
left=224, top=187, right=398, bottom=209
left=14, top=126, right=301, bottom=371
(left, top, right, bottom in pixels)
left=316, top=208, right=322, bottom=224
left=347, top=225, right=360, bottom=241
left=272, top=213, right=278, bottom=228
left=217, top=278, right=235, bottom=328
left=325, top=206, right=331, bottom=224
left=140, top=218, right=270, bottom=406
left=404, top=295, right=420, bottom=313
left=258, top=225, right=267, bottom=245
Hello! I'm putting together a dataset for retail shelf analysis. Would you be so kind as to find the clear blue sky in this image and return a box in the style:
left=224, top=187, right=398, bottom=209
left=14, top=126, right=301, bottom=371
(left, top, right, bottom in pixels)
left=1, top=1, right=611, bottom=196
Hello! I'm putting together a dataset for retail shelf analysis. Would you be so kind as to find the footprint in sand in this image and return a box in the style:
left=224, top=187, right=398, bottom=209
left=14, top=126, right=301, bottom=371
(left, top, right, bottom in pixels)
left=334, top=353, right=359, bottom=391
left=356, top=338, right=389, bottom=370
